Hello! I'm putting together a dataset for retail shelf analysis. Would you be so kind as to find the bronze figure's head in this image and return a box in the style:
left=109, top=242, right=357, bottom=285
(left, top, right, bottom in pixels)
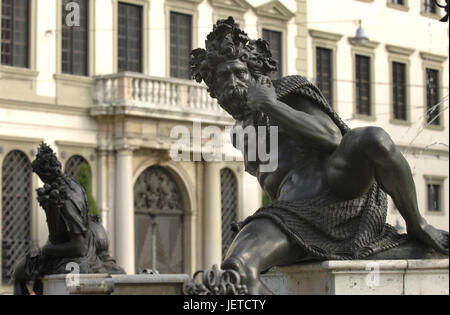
left=190, top=17, right=277, bottom=120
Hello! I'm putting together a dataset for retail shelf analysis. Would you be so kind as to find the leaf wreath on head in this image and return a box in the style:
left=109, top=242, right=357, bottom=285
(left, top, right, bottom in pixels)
left=190, top=16, right=278, bottom=99
left=31, top=142, right=62, bottom=176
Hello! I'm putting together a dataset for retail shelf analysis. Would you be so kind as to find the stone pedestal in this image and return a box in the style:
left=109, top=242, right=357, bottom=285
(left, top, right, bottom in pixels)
left=107, top=274, right=189, bottom=295
left=43, top=274, right=110, bottom=295
left=261, top=259, right=449, bottom=295
left=43, top=274, right=189, bottom=295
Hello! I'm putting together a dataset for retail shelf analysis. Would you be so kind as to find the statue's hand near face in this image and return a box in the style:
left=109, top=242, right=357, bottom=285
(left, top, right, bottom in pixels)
left=246, top=81, right=277, bottom=113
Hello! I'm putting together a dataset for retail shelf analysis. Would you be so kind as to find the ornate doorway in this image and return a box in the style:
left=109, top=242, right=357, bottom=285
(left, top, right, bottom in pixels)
left=134, top=166, right=184, bottom=274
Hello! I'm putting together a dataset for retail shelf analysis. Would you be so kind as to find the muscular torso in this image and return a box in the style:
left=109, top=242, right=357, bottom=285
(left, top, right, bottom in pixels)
left=240, top=126, right=328, bottom=201
left=234, top=95, right=335, bottom=202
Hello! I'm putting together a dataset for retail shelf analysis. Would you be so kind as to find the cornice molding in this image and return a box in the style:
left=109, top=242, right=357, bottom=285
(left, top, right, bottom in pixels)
left=309, top=29, right=343, bottom=42
left=0, top=134, right=44, bottom=144
left=0, top=98, right=89, bottom=116
left=209, top=0, right=251, bottom=13
left=348, top=38, right=380, bottom=49
left=89, top=105, right=234, bottom=126
left=0, top=65, right=39, bottom=77
left=166, top=0, right=203, bottom=4
left=254, top=0, right=295, bottom=21
left=385, top=44, right=415, bottom=56
left=420, top=51, right=448, bottom=64
left=397, top=144, right=449, bottom=157
left=164, top=0, right=203, bottom=11
left=55, top=140, right=98, bottom=149
left=53, top=73, right=95, bottom=86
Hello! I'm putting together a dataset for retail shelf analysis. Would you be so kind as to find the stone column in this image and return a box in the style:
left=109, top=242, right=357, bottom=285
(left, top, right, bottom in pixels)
left=104, top=148, right=116, bottom=257
left=115, top=147, right=135, bottom=274
left=203, top=162, right=222, bottom=269
left=296, top=0, right=308, bottom=76
left=97, top=149, right=108, bottom=231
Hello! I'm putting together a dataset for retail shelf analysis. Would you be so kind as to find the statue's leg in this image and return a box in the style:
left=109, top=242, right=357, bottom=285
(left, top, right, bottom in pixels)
left=221, top=217, right=309, bottom=294
left=326, top=126, right=449, bottom=255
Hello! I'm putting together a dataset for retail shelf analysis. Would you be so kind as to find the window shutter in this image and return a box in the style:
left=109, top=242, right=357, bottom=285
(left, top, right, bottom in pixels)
left=62, top=0, right=89, bottom=76
left=1, top=0, right=29, bottom=68
left=262, top=29, right=282, bottom=80
left=392, top=62, right=407, bottom=120
left=356, top=55, right=371, bottom=116
left=427, top=184, right=441, bottom=211
left=316, top=47, right=333, bottom=107
left=170, top=12, right=192, bottom=79
left=426, top=68, right=440, bottom=125
left=118, top=2, right=142, bottom=73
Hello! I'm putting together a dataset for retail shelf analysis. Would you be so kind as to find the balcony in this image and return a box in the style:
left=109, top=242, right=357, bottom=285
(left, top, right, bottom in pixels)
left=91, top=72, right=233, bottom=125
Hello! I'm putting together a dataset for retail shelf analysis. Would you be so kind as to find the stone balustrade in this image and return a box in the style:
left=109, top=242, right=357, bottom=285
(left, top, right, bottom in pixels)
left=93, top=72, right=230, bottom=121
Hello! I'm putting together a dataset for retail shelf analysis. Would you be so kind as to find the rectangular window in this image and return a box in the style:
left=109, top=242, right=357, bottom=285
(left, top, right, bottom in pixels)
left=118, top=2, right=142, bottom=73
left=170, top=12, right=192, bottom=79
left=426, top=68, right=440, bottom=125
left=262, top=29, right=282, bottom=80
left=316, top=47, right=333, bottom=107
left=392, top=61, right=407, bottom=120
left=1, top=0, right=29, bottom=68
left=427, top=183, right=441, bottom=212
left=423, top=0, right=437, bottom=13
left=62, top=0, right=89, bottom=76
left=391, top=0, right=404, bottom=5
left=355, top=55, right=371, bottom=116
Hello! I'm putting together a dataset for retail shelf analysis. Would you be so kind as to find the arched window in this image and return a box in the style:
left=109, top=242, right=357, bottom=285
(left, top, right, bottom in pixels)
left=65, top=155, right=90, bottom=182
left=134, top=166, right=184, bottom=274
left=1, top=150, right=32, bottom=282
left=220, top=168, right=238, bottom=259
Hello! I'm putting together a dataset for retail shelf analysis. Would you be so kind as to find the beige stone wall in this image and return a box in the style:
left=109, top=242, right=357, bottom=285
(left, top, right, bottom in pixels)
left=0, top=0, right=305, bottom=277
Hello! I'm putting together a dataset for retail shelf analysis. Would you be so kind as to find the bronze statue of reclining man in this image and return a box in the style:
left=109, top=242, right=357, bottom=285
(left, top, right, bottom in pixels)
left=189, top=17, right=448, bottom=294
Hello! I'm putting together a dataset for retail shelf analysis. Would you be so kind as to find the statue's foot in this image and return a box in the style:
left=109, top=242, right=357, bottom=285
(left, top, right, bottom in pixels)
left=409, top=223, right=449, bottom=255
left=221, top=257, right=274, bottom=295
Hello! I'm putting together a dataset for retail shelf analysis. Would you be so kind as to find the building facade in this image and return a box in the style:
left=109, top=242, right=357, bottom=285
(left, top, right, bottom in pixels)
left=0, top=0, right=448, bottom=292
left=0, top=0, right=302, bottom=288
left=306, top=0, right=449, bottom=231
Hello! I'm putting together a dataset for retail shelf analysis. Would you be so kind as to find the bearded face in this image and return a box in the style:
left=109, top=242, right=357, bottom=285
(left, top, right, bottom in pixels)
left=214, top=59, right=254, bottom=121
left=217, top=84, right=248, bottom=119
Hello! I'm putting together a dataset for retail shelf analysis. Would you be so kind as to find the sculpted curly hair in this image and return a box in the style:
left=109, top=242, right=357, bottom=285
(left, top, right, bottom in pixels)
left=190, top=17, right=277, bottom=100
left=31, top=142, right=63, bottom=180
